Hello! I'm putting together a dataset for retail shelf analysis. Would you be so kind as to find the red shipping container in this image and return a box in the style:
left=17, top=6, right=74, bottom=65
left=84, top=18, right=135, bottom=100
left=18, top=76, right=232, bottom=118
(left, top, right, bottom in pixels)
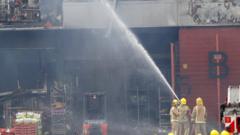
left=179, top=27, right=240, bottom=125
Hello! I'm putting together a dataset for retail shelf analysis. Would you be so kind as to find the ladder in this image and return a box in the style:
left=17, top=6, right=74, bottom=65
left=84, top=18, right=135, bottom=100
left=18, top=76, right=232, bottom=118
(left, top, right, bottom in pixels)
left=158, top=88, right=171, bottom=133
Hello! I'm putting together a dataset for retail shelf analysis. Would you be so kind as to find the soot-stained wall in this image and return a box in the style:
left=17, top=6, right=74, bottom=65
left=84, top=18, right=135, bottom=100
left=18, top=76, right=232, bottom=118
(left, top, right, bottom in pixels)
left=0, top=28, right=178, bottom=131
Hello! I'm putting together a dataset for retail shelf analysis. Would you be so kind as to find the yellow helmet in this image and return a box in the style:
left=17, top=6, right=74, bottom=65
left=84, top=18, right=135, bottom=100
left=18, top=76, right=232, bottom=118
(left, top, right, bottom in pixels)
left=181, top=98, right=187, bottom=105
left=220, top=130, right=230, bottom=135
left=172, top=99, right=178, bottom=106
left=196, top=97, right=203, bottom=105
left=210, top=130, right=219, bottom=135
left=168, top=132, right=174, bottom=135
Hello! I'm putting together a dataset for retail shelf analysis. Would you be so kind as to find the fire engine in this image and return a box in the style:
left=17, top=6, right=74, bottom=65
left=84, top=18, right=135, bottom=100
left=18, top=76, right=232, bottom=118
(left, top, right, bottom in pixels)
left=82, top=92, right=108, bottom=135
left=221, top=85, right=240, bottom=134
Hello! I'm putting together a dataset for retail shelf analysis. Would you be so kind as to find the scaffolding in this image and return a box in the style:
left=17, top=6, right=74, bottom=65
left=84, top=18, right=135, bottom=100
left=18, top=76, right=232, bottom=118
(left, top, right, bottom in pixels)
left=158, top=88, right=171, bottom=133
left=0, top=0, right=8, bottom=22
left=0, top=0, right=40, bottom=24
left=0, top=0, right=63, bottom=28
left=50, top=82, right=66, bottom=135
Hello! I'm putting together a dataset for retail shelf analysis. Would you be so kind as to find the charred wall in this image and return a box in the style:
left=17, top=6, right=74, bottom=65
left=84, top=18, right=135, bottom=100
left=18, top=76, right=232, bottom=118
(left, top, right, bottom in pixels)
left=0, top=28, right=178, bottom=131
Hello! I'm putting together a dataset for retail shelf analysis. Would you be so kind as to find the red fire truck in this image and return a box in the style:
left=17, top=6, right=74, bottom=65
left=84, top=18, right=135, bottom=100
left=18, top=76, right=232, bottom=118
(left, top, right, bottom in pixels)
left=221, top=86, right=240, bottom=134
left=82, top=92, right=108, bottom=135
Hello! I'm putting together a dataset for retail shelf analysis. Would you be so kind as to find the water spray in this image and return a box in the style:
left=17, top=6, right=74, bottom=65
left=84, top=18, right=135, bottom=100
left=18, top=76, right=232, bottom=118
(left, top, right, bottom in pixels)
left=99, top=0, right=179, bottom=100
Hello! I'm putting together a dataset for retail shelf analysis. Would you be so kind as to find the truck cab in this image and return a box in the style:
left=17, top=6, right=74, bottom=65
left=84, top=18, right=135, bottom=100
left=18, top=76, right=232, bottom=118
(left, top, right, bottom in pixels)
left=222, top=86, right=240, bottom=134
left=82, top=92, right=108, bottom=135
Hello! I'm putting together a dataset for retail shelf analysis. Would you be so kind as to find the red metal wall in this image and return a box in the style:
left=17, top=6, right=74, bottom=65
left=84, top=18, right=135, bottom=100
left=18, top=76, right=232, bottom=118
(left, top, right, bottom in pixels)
left=179, top=27, right=240, bottom=123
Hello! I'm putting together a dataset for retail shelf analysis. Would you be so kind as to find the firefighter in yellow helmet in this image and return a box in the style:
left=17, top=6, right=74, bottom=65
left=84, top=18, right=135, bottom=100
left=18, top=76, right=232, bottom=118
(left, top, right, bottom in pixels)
left=178, top=98, right=190, bottom=135
left=191, top=97, right=207, bottom=135
left=210, top=130, right=219, bottom=135
left=170, top=99, right=179, bottom=135
left=220, top=130, right=230, bottom=135
left=168, top=132, right=174, bottom=135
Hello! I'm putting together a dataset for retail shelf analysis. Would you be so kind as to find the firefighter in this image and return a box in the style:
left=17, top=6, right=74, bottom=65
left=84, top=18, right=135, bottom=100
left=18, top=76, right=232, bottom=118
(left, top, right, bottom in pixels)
left=220, top=130, right=230, bottom=135
left=191, top=97, right=207, bottom=135
left=170, top=99, right=179, bottom=135
left=178, top=98, right=190, bottom=135
left=168, top=132, right=174, bottom=135
left=210, top=130, right=219, bottom=135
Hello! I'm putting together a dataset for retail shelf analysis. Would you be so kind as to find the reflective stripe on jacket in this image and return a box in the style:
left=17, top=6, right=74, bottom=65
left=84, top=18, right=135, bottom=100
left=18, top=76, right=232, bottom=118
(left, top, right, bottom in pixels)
left=191, top=105, right=207, bottom=123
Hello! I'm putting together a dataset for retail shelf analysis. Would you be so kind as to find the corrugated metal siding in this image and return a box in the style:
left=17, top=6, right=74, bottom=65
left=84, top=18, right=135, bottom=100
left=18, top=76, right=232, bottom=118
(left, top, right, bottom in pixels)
left=179, top=27, right=240, bottom=123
